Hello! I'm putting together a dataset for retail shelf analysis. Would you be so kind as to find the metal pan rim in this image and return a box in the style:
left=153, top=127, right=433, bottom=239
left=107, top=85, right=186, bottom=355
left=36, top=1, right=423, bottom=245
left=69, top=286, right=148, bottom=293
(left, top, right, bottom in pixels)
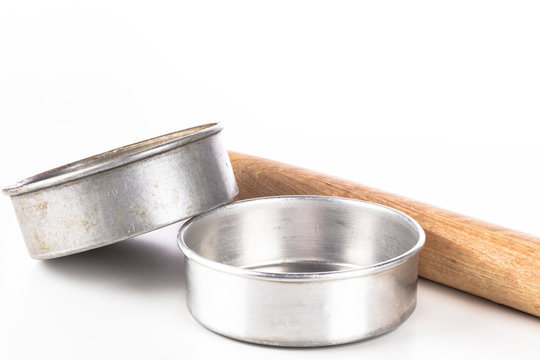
left=3, top=122, right=222, bottom=197
left=178, top=195, right=426, bottom=282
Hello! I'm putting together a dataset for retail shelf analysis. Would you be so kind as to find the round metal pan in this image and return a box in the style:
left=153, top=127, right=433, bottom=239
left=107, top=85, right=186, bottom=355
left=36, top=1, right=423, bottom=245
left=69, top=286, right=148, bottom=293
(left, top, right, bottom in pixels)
left=3, top=123, right=238, bottom=259
left=178, top=196, right=425, bottom=347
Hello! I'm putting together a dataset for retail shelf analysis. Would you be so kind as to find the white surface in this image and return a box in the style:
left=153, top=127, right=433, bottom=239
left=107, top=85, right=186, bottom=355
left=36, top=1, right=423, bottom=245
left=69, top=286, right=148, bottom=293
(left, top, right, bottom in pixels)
left=1, top=1, right=539, bottom=359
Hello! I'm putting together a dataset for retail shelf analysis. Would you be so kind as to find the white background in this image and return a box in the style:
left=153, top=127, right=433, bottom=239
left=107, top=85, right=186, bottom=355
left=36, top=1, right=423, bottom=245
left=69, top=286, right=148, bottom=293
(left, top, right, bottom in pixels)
left=1, top=1, right=539, bottom=359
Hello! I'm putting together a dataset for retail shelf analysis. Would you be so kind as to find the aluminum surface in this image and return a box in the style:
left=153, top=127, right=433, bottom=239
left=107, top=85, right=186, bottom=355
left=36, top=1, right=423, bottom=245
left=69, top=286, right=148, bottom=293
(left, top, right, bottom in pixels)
left=3, top=123, right=238, bottom=259
left=178, top=196, right=425, bottom=347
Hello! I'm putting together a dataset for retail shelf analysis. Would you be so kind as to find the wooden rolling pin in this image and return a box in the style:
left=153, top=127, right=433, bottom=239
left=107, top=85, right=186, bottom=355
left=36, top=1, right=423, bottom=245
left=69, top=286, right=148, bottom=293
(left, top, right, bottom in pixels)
left=229, top=151, right=540, bottom=317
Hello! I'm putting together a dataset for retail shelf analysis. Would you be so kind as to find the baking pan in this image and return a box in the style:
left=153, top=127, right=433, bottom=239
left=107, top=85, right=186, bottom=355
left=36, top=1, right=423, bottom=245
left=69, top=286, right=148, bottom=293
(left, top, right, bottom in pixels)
left=3, top=123, right=238, bottom=259
left=178, top=196, right=425, bottom=347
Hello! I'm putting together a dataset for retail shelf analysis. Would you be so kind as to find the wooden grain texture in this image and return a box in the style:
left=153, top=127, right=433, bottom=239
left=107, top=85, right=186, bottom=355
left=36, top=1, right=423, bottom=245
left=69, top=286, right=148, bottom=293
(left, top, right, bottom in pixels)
left=229, top=151, right=540, bottom=317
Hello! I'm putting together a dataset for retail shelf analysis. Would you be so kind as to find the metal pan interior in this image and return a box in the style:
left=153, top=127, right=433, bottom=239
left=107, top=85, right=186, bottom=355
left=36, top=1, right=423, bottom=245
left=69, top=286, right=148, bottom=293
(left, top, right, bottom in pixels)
left=179, top=196, right=425, bottom=281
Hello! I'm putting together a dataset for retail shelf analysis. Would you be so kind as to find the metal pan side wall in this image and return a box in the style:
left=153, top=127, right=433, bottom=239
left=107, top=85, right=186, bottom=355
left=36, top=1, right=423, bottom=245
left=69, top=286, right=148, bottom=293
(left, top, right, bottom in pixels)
left=184, top=254, right=419, bottom=347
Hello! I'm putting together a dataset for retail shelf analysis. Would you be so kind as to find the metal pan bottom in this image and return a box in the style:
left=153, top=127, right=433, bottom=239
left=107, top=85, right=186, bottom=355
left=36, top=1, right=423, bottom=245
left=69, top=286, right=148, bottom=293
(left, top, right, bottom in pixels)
left=245, top=260, right=359, bottom=273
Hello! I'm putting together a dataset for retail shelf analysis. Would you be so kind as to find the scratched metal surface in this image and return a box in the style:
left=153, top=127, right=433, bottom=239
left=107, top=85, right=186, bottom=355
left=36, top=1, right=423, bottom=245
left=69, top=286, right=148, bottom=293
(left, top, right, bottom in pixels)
left=3, top=124, right=238, bottom=259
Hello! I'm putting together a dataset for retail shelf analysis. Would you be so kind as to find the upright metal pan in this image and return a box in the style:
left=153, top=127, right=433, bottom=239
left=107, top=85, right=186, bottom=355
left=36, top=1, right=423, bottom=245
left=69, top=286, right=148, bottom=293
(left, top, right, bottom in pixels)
left=3, top=123, right=238, bottom=259
left=178, top=196, right=425, bottom=347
